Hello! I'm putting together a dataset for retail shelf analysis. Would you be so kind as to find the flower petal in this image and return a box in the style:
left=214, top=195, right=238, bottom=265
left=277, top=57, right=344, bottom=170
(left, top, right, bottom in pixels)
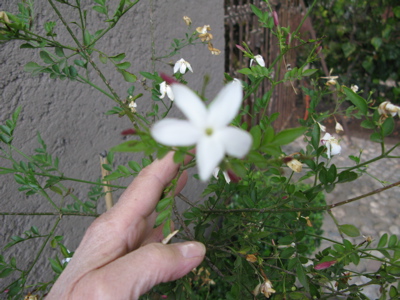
left=197, top=136, right=224, bottom=181
left=330, top=141, right=341, bottom=156
left=151, top=119, right=200, bottom=146
left=171, top=84, right=207, bottom=128
left=217, top=127, right=252, bottom=158
left=166, top=85, right=174, bottom=101
left=207, top=81, right=243, bottom=128
left=180, top=63, right=186, bottom=74
left=173, top=60, right=181, bottom=73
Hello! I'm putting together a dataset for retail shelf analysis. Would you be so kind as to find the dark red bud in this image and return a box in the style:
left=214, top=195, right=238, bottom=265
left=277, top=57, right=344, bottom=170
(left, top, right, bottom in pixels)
left=273, top=11, right=279, bottom=26
left=315, top=46, right=322, bottom=55
left=227, top=169, right=241, bottom=183
left=160, top=72, right=179, bottom=85
left=315, top=260, right=337, bottom=270
left=236, top=44, right=246, bottom=52
left=282, top=156, right=293, bottom=163
left=121, top=128, right=137, bottom=135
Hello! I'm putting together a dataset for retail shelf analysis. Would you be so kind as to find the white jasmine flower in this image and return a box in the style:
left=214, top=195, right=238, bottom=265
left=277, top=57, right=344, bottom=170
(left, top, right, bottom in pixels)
left=250, top=54, right=265, bottom=67
left=213, top=167, right=231, bottom=183
left=286, top=158, right=302, bottom=173
left=253, top=279, right=276, bottom=298
left=321, top=69, right=339, bottom=86
left=128, top=101, right=137, bottom=113
left=378, top=101, right=400, bottom=117
left=196, top=25, right=213, bottom=42
left=159, top=81, right=174, bottom=101
left=151, top=81, right=252, bottom=181
left=183, top=16, right=192, bottom=26
left=335, top=121, right=344, bottom=133
left=350, top=84, right=359, bottom=93
left=321, top=133, right=341, bottom=159
left=174, top=58, right=193, bottom=74
left=317, top=122, right=326, bottom=132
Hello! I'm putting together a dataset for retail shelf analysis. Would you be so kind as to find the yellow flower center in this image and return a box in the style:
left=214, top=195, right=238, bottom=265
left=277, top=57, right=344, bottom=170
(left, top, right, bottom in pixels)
left=205, top=128, right=213, bottom=136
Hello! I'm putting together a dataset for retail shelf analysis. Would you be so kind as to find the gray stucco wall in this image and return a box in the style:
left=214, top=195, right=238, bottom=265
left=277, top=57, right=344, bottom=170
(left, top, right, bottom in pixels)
left=1, top=0, right=223, bottom=289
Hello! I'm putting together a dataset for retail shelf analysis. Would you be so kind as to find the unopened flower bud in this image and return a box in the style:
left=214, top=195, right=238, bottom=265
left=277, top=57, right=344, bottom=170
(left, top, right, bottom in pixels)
left=350, top=84, right=359, bottom=93
left=121, top=128, right=137, bottom=135
left=335, top=121, right=344, bottom=133
left=183, top=16, right=191, bottom=26
left=273, top=11, right=279, bottom=27
left=236, top=44, right=246, bottom=52
left=315, top=260, right=337, bottom=270
left=0, top=11, right=11, bottom=24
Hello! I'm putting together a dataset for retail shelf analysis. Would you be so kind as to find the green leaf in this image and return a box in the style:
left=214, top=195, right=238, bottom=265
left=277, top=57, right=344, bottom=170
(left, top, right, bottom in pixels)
left=271, top=127, right=307, bottom=145
left=39, top=51, right=54, bottom=64
left=55, top=47, right=65, bottom=57
left=311, top=123, right=320, bottom=151
left=49, top=258, right=63, bottom=274
left=116, top=62, right=131, bottom=70
left=388, top=234, right=398, bottom=248
left=360, top=119, right=375, bottom=129
left=156, top=197, right=173, bottom=212
left=109, top=53, right=126, bottom=62
left=118, top=69, right=137, bottom=83
left=111, top=140, right=149, bottom=153
left=99, top=53, right=108, bottom=64
left=338, top=224, right=360, bottom=237
left=343, top=87, right=368, bottom=115
left=155, top=209, right=171, bottom=227
left=371, top=37, right=382, bottom=51
left=250, top=4, right=263, bottom=19
left=74, top=59, right=86, bottom=68
left=24, top=61, right=42, bottom=73
left=20, top=43, right=35, bottom=49
left=369, top=132, right=382, bottom=143
left=302, top=69, right=318, bottom=77
left=83, top=29, right=92, bottom=46
left=342, top=42, right=356, bottom=58
left=0, top=268, right=14, bottom=278
left=250, top=126, right=261, bottom=149
left=378, top=233, right=388, bottom=248
left=296, top=264, right=309, bottom=292
left=93, top=5, right=107, bottom=14
left=128, top=161, right=141, bottom=172
left=382, top=117, right=394, bottom=137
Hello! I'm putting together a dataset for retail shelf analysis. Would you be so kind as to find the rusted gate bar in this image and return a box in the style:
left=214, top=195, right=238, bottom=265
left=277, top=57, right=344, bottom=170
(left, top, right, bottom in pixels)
left=225, top=0, right=306, bottom=130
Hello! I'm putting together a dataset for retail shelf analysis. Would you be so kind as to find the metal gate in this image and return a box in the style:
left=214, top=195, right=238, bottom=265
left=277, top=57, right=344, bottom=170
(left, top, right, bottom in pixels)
left=224, top=0, right=306, bottom=130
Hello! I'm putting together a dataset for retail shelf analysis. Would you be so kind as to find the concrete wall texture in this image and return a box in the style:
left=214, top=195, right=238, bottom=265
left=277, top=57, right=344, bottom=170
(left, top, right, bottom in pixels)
left=0, top=0, right=224, bottom=287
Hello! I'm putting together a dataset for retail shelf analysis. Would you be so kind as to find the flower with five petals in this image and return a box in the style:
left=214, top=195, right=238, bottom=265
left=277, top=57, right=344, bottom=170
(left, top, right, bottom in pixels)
left=173, top=58, right=193, bottom=74
left=151, top=81, right=252, bottom=181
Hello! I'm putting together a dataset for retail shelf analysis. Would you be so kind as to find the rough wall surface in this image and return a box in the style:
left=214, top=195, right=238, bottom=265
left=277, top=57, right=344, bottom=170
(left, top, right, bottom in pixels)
left=0, top=0, right=223, bottom=287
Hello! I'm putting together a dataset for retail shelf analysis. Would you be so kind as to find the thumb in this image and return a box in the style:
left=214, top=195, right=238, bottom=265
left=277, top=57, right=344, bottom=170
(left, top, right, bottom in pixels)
left=74, top=241, right=206, bottom=299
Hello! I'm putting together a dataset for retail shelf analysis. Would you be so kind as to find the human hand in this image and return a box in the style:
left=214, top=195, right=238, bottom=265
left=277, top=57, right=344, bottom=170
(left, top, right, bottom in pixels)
left=47, top=152, right=206, bottom=299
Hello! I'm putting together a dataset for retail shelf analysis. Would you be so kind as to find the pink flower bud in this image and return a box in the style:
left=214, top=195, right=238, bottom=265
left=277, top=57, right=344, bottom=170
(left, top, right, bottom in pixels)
left=236, top=44, right=246, bottom=52
left=273, top=11, right=279, bottom=26
left=121, top=128, right=137, bottom=135
left=160, top=73, right=179, bottom=85
left=315, top=260, right=337, bottom=270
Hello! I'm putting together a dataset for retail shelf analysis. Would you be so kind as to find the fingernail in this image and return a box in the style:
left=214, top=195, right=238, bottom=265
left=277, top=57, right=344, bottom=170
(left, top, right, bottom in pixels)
left=177, top=242, right=206, bottom=259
